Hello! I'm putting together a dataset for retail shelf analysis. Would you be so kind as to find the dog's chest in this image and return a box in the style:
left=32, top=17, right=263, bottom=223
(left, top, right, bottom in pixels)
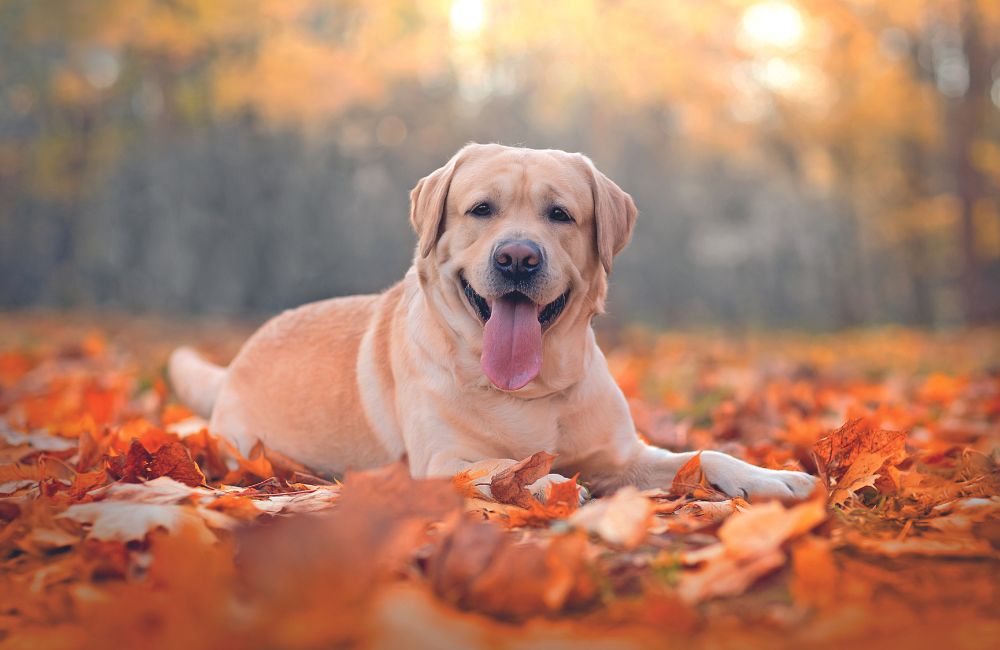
left=464, top=392, right=567, bottom=458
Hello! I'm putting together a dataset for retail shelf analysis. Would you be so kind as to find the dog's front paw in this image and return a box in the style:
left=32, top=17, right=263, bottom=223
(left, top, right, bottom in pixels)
left=528, top=473, right=590, bottom=505
left=700, top=452, right=816, bottom=502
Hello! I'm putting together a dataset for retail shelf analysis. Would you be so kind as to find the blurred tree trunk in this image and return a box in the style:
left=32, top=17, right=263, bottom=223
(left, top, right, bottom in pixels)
left=829, top=145, right=866, bottom=329
left=948, top=0, right=990, bottom=324
left=900, top=139, right=935, bottom=326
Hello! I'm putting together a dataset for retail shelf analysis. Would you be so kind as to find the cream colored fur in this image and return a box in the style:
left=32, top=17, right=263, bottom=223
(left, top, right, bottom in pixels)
left=169, top=144, right=815, bottom=501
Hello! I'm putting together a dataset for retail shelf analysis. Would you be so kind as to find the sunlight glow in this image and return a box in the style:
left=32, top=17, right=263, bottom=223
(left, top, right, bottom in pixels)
left=450, top=0, right=486, bottom=38
left=741, top=1, right=805, bottom=50
left=760, top=57, right=802, bottom=90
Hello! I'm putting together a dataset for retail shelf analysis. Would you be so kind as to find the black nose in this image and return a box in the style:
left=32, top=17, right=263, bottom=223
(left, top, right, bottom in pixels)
left=493, top=240, right=543, bottom=279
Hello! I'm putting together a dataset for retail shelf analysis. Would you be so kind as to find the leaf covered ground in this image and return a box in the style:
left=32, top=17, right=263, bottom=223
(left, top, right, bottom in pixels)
left=1, top=316, right=998, bottom=649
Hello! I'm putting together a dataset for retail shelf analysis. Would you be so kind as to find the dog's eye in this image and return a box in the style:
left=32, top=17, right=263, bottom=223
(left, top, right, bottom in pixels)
left=469, top=202, right=493, bottom=217
left=549, top=207, right=573, bottom=223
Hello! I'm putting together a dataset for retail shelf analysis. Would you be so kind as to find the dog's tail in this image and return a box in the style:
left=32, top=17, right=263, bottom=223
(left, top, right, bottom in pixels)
left=167, top=346, right=225, bottom=419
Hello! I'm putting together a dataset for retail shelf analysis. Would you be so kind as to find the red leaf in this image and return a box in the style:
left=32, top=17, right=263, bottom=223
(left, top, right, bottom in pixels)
left=106, top=439, right=205, bottom=487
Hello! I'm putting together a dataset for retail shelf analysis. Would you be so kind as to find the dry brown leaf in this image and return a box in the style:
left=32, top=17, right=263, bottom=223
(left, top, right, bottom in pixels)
left=0, top=429, right=77, bottom=452
left=568, top=486, right=653, bottom=549
left=829, top=450, right=887, bottom=505
left=68, top=468, right=109, bottom=500
left=677, top=546, right=786, bottom=604
left=429, top=517, right=596, bottom=618
left=680, top=498, right=749, bottom=521
left=106, top=439, right=206, bottom=487
left=98, top=475, right=212, bottom=503
left=222, top=439, right=276, bottom=485
left=677, top=496, right=827, bottom=603
left=240, top=485, right=341, bottom=515
left=651, top=497, right=750, bottom=534
left=489, top=451, right=556, bottom=508
left=0, top=463, right=43, bottom=485
left=813, top=418, right=907, bottom=483
left=60, top=500, right=219, bottom=543
left=57, top=476, right=224, bottom=543
left=17, top=524, right=81, bottom=553
left=504, top=476, right=581, bottom=528
left=717, top=497, right=827, bottom=560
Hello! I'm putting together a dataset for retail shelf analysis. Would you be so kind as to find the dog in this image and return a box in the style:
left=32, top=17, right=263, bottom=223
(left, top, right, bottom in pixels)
left=169, top=143, right=815, bottom=501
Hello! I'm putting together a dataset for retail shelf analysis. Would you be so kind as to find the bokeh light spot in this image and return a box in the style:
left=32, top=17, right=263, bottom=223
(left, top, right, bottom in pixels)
left=741, top=1, right=805, bottom=50
left=450, top=0, right=486, bottom=38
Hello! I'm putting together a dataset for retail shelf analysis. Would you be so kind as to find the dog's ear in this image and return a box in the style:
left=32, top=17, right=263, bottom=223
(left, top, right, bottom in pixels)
left=580, top=155, right=637, bottom=274
left=410, top=147, right=468, bottom=258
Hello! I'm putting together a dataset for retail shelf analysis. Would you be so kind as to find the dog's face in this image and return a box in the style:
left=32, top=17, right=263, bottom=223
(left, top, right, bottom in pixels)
left=410, top=144, right=636, bottom=392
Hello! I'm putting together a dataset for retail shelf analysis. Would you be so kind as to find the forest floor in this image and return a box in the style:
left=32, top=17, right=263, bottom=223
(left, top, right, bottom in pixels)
left=1, top=313, right=998, bottom=649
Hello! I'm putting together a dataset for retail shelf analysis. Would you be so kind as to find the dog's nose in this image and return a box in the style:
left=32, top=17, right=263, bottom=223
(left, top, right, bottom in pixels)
left=493, top=240, right=543, bottom=279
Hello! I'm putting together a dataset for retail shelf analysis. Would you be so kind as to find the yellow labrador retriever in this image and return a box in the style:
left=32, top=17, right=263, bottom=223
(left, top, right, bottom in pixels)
left=169, top=143, right=815, bottom=500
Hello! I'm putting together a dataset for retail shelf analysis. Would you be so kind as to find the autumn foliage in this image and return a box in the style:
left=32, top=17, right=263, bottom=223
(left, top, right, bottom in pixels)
left=1, top=323, right=998, bottom=649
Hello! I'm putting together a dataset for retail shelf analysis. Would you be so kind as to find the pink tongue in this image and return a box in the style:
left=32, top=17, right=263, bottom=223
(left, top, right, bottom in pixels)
left=481, top=296, right=542, bottom=391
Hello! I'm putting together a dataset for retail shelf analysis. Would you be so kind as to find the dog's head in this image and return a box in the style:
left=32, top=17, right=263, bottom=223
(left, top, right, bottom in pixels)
left=410, top=143, right=636, bottom=392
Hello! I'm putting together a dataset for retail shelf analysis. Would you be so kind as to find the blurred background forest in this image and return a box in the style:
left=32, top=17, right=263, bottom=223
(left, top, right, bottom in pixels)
left=1, top=0, right=999, bottom=329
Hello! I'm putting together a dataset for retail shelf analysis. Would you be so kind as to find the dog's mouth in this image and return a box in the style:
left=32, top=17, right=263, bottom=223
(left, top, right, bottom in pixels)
left=459, top=274, right=571, bottom=391
left=461, top=275, right=492, bottom=323
left=460, top=274, right=570, bottom=330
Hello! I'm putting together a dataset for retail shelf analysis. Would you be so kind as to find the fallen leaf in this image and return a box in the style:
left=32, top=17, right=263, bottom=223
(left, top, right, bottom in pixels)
left=569, top=486, right=652, bottom=549
left=452, top=467, right=489, bottom=499
left=489, top=451, right=556, bottom=508
left=829, top=450, right=888, bottom=505
left=106, top=439, right=205, bottom=487
left=503, top=476, right=582, bottom=528
left=813, top=418, right=906, bottom=484
left=56, top=477, right=226, bottom=544
left=68, top=469, right=109, bottom=500
left=428, top=517, right=596, bottom=618
left=239, top=486, right=342, bottom=515
left=669, top=452, right=726, bottom=500
left=679, top=498, right=749, bottom=521
left=545, top=476, right=581, bottom=512
left=0, top=463, right=43, bottom=485
left=717, top=497, right=827, bottom=560
left=0, top=429, right=77, bottom=452
left=59, top=500, right=218, bottom=543
left=677, top=546, right=785, bottom=605
left=98, top=475, right=214, bottom=503
left=677, top=496, right=827, bottom=603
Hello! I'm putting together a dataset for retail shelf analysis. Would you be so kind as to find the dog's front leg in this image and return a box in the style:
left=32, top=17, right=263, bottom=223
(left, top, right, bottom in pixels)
left=625, top=444, right=816, bottom=501
left=560, top=371, right=816, bottom=501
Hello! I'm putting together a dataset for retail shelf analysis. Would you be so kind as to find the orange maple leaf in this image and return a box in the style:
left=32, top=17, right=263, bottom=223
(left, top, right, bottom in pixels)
left=812, top=418, right=907, bottom=480
left=669, top=452, right=727, bottom=500
left=812, top=418, right=907, bottom=504
left=68, top=468, right=110, bottom=500
left=452, top=467, right=489, bottom=499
